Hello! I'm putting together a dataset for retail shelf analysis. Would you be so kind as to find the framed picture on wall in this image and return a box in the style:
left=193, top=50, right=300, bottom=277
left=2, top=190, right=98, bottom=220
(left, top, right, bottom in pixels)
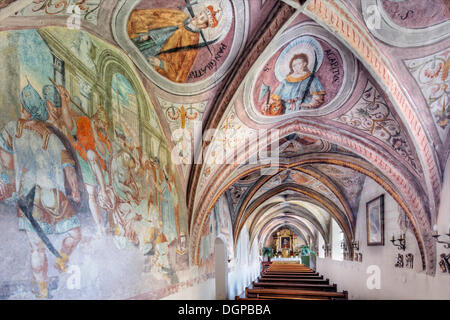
left=366, top=195, right=385, bottom=246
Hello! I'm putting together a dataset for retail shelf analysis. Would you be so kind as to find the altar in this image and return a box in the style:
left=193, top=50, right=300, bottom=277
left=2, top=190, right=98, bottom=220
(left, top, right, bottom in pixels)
left=272, top=228, right=300, bottom=258
left=271, top=257, right=301, bottom=263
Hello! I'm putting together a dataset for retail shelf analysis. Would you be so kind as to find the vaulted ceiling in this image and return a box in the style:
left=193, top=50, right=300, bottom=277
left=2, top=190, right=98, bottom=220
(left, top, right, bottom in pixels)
left=1, top=0, right=448, bottom=276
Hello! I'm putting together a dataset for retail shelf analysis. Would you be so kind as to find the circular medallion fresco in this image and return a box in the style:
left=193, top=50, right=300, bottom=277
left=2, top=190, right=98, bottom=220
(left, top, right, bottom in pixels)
left=243, top=23, right=357, bottom=123
left=113, top=0, right=248, bottom=95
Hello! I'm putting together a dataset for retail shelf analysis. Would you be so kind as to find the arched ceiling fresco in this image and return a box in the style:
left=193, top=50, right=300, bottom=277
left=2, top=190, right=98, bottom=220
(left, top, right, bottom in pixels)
left=0, top=0, right=448, bottom=280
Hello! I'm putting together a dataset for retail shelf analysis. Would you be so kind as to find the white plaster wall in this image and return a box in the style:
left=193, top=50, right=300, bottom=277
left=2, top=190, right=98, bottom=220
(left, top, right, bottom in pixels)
left=161, top=278, right=216, bottom=300
left=318, top=234, right=325, bottom=258
left=165, top=228, right=261, bottom=300
left=227, top=233, right=261, bottom=300
left=316, top=157, right=450, bottom=299
left=331, top=219, right=344, bottom=261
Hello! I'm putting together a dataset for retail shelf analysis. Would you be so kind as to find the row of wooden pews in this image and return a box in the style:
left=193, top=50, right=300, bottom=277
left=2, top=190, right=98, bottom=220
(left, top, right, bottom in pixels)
left=236, top=262, right=348, bottom=300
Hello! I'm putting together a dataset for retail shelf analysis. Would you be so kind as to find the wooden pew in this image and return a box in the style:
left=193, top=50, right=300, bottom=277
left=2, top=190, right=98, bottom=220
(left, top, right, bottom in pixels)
left=261, top=274, right=323, bottom=279
left=245, top=288, right=348, bottom=300
left=236, top=296, right=329, bottom=301
left=268, top=264, right=311, bottom=268
left=266, top=268, right=315, bottom=272
left=252, top=281, right=337, bottom=292
left=264, top=266, right=316, bottom=274
left=236, top=262, right=348, bottom=301
left=257, top=277, right=330, bottom=285
left=263, top=272, right=318, bottom=276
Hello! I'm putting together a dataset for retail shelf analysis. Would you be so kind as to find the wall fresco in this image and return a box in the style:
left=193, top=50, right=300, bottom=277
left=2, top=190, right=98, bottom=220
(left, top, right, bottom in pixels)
left=198, top=193, right=233, bottom=273
left=0, top=27, right=190, bottom=299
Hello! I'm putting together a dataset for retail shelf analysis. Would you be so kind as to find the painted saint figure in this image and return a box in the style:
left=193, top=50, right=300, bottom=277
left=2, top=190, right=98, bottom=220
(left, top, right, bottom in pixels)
left=127, top=5, right=221, bottom=83
left=0, top=83, right=82, bottom=299
left=44, top=83, right=112, bottom=237
left=263, top=53, right=325, bottom=116
left=282, top=238, right=290, bottom=249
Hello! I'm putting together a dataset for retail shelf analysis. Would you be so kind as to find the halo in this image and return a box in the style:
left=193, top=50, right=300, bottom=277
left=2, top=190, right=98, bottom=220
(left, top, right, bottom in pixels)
left=274, top=36, right=324, bottom=83
left=184, top=0, right=233, bottom=43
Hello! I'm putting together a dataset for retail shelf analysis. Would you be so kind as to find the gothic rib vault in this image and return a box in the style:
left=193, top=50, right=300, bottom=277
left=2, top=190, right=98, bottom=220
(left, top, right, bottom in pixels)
left=0, top=0, right=448, bottom=300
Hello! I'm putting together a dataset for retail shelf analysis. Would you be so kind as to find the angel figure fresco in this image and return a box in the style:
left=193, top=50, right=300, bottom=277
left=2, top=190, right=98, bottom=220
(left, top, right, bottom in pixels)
left=127, top=0, right=224, bottom=83
left=259, top=36, right=326, bottom=116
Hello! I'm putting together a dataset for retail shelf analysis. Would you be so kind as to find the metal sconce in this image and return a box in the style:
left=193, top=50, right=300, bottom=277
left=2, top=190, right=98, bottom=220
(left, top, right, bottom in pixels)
left=438, top=253, right=450, bottom=273
left=390, top=233, right=406, bottom=251
left=432, top=225, right=450, bottom=249
left=341, top=241, right=352, bottom=260
left=340, top=241, right=348, bottom=251
left=352, top=240, right=360, bottom=251
left=322, top=244, right=331, bottom=257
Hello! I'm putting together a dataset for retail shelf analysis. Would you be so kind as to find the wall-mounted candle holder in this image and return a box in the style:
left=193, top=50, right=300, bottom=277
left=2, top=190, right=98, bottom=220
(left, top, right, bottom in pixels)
left=438, top=253, right=450, bottom=273
left=322, top=244, right=331, bottom=257
left=390, top=233, right=406, bottom=251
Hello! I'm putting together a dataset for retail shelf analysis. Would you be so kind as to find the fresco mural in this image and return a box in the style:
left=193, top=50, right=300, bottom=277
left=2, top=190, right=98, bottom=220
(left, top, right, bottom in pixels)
left=128, top=0, right=232, bottom=84
left=0, top=0, right=16, bottom=9
left=251, top=169, right=347, bottom=215
left=216, top=194, right=233, bottom=266
left=113, top=0, right=248, bottom=95
left=158, top=98, right=206, bottom=177
left=243, top=23, right=357, bottom=122
left=15, top=0, right=104, bottom=25
left=254, top=36, right=341, bottom=116
left=405, top=49, right=450, bottom=141
left=277, top=134, right=332, bottom=156
left=312, top=164, right=366, bottom=218
left=0, top=27, right=190, bottom=300
left=198, top=194, right=233, bottom=273
left=336, top=81, right=420, bottom=172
